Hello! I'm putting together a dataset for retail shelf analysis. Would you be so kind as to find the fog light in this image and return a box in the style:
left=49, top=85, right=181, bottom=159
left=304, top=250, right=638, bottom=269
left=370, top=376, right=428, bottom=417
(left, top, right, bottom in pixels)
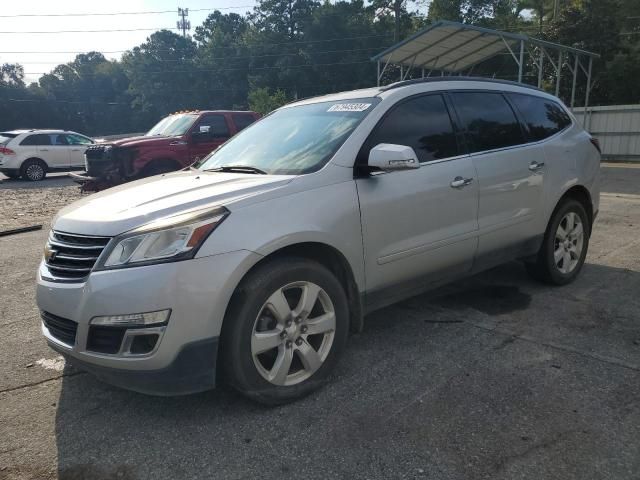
left=90, top=309, right=170, bottom=327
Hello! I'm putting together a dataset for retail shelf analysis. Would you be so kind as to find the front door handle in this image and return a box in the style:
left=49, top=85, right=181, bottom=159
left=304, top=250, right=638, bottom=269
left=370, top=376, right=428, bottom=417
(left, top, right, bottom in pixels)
left=450, top=176, right=474, bottom=188
left=40, top=148, right=49, bottom=152
left=529, top=161, right=545, bottom=171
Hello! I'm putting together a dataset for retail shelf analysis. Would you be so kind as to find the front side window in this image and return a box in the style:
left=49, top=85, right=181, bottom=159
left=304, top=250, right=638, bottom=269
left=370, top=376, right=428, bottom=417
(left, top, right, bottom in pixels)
left=451, top=92, right=524, bottom=153
left=194, top=115, right=230, bottom=139
left=146, top=114, right=198, bottom=137
left=508, top=93, right=572, bottom=141
left=50, top=134, right=68, bottom=146
left=65, top=134, right=93, bottom=145
left=198, top=98, right=379, bottom=175
left=359, top=94, right=459, bottom=164
left=20, top=134, right=51, bottom=146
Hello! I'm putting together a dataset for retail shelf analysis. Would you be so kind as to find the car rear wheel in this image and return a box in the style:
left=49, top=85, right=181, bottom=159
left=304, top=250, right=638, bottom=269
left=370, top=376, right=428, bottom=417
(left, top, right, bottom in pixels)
left=20, top=159, right=47, bottom=181
left=525, top=198, right=590, bottom=285
left=221, top=257, right=349, bottom=404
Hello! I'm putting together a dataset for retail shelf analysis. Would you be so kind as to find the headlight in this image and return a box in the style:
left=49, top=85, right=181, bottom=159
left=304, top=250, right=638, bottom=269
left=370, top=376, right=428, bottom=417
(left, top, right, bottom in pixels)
left=97, top=206, right=228, bottom=269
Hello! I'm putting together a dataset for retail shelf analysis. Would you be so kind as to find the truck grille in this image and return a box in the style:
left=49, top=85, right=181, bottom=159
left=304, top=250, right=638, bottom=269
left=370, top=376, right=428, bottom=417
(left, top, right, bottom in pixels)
left=41, top=311, right=78, bottom=346
left=44, top=231, right=110, bottom=282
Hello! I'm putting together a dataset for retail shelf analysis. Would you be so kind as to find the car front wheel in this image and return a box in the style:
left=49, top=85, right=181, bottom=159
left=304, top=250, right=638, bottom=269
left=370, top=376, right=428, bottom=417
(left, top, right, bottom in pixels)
left=221, top=257, right=349, bottom=404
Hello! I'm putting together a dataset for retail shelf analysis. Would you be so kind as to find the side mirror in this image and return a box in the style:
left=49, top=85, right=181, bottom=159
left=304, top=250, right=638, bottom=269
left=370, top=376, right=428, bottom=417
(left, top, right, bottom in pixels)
left=368, top=143, right=420, bottom=172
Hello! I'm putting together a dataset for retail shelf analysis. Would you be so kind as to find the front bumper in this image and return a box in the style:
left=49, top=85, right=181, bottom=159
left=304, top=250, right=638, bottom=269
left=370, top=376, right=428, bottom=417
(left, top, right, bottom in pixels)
left=36, top=249, right=262, bottom=395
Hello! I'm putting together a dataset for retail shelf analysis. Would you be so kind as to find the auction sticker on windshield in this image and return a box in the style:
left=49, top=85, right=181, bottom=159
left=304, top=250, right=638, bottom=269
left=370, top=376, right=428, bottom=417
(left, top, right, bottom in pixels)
left=327, top=103, right=371, bottom=112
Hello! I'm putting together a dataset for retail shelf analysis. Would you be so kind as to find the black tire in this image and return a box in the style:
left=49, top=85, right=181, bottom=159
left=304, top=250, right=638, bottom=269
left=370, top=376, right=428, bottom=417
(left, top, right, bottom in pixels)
left=20, top=159, right=47, bottom=181
left=525, top=198, right=590, bottom=285
left=221, top=257, right=349, bottom=405
left=2, top=171, right=19, bottom=180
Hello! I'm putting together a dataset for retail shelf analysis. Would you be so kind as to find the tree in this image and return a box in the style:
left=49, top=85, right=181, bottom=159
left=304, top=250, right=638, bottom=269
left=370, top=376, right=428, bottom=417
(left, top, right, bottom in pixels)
left=248, top=87, right=289, bottom=113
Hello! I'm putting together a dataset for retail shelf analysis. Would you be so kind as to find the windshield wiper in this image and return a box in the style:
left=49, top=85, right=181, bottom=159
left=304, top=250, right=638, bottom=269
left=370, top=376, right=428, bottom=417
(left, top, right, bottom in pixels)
left=204, top=165, right=268, bottom=175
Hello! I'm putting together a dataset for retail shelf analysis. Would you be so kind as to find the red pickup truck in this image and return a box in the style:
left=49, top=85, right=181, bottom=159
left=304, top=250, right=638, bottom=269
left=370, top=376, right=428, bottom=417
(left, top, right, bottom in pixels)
left=76, top=110, right=260, bottom=191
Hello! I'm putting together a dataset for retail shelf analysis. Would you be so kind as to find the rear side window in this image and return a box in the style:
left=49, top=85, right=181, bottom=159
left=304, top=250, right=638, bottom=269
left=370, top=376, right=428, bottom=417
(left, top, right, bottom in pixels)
left=360, top=94, right=459, bottom=164
left=20, top=134, right=52, bottom=146
left=50, top=134, right=68, bottom=145
left=451, top=92, right=524, bottom=153
left=232, top=114, right=257, bottom=132
left=508, top=93, right=572, bottom=141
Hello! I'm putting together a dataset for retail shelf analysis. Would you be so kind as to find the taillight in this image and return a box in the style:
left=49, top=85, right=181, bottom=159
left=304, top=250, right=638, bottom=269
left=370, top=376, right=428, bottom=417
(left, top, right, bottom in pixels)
left=0, top=146, right=15, bottom=155
left=590, top=137, right=601, bottom=154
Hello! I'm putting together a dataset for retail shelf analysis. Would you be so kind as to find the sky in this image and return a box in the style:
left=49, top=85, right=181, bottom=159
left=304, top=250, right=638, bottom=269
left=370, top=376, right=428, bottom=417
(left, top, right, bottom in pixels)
left=0, top=0, right=259, bottom=84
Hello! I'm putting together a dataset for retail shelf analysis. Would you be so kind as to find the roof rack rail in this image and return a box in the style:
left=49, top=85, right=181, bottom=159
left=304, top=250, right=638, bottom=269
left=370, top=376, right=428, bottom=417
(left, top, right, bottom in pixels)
left=380, top=76, right=544, bottom=93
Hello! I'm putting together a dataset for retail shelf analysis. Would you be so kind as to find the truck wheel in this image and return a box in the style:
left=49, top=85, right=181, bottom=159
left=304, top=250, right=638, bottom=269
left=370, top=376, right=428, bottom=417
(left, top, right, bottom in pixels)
left=221, top=257, right=349, bottom=404
left=20, top=159, right=47, bottom=181
left=525, top=198, right=590, bottom=285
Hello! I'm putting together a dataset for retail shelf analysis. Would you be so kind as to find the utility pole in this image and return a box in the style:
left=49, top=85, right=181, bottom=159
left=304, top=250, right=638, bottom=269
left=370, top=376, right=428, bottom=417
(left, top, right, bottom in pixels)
left=177, top=8, right=190, bottom=37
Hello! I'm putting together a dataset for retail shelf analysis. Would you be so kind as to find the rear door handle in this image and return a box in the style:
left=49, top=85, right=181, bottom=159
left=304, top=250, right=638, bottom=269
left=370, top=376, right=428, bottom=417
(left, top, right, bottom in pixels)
left=529, top=161, right=545, bottom=171
left=40, top=148, right=49, bottom=152
left=450, top=176, right=474, bottom=188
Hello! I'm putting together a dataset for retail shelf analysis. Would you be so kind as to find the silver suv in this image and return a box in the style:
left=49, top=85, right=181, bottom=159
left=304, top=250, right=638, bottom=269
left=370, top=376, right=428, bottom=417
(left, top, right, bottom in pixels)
left=37, top=78, right=600, bottom=403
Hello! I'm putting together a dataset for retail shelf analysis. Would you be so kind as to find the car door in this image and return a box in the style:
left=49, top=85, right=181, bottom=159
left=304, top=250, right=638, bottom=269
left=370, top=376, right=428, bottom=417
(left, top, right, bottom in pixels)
left=449, top=91, right=544, bottom=269
left=63, top=133, right=94, bottom=168
left=355, top=93, right=479, bottom=306
left=188, top=114, right=231, bottom=163
left=45, top=134, right=72, bottom=169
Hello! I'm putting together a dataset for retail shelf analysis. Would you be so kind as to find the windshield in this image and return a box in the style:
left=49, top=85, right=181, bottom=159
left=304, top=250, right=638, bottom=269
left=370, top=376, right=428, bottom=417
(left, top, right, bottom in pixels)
left=197, top=98, right=379, bottom=175
left=146, top=114, right=198, bottom=137
left=0, top=133, right=17, bottom=146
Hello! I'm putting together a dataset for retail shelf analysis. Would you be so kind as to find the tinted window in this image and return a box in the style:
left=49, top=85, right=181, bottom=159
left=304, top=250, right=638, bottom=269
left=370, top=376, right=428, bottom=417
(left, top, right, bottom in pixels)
left=0, top=133, right=17, bottom=146
left=64, top=134, right=93, bottom=145
left=20, top=134, right=51, bottom=146
left=508, top=93, right=571, bottom=141
left=451, top=92, right=524, bottom=153
left=195, top=115, right=230, bottom=139
left=361, top=94, right=458, bottom=164
left=232, top=114, right=257, bottom=132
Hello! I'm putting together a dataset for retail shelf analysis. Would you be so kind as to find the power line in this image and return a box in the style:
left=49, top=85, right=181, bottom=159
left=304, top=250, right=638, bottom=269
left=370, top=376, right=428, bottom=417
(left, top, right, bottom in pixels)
left=0, top=6, right=255, bottom=18
left=0, top=27, right=181, bottom=34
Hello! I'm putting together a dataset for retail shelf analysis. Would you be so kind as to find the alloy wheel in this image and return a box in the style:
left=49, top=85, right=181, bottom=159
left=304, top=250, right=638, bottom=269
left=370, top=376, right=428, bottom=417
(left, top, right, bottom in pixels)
left=251, top=281, right=336, bottom=386
left=554, top=212, right=584, bottom=274
left=26, top=164, right=45, bottom=181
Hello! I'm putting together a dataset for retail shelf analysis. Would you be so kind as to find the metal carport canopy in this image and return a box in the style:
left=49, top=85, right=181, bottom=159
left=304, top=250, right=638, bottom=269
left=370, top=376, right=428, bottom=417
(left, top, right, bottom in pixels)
left=371, top=20, right=600, bottom=109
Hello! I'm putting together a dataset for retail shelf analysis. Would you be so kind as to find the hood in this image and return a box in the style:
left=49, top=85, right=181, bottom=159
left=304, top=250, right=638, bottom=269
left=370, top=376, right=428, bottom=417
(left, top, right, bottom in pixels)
left=107, top=135, right=175, bottom=148
left=53, top=170, right=294, bottom=236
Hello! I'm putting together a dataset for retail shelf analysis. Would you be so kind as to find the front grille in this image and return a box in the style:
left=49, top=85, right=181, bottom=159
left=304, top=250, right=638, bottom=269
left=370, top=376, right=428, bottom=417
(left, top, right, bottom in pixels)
left=87, top=326, right=126, bottom=354
left=44, top=231, right=110, bottom=282
left=41, top=311, right=78, bottom=346
left=84, top=145, right=112, bottom=176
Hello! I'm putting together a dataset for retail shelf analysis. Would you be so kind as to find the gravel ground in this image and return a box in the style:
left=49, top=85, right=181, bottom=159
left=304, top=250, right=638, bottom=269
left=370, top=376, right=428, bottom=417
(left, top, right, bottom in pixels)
left=0, top=164, right=639, bottom=480
left=0, top=174, right=82, bottom=232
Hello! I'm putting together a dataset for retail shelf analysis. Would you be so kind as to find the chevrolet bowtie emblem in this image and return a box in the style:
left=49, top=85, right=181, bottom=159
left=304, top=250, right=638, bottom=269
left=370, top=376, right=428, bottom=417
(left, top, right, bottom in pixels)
left=44, top=245, right=57, bottom=262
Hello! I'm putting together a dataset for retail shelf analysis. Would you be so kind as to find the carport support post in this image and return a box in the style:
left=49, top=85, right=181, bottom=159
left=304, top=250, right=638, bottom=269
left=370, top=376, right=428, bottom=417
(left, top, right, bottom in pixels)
left=584, top=56, right=593, bottom=109
left=517, top=40, right=524, bottom=83
left=538, top=47, right=544, bottom=88
left=555, top=51, right=562, bottom=97
left=570, top=54, right=579, bottom=109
